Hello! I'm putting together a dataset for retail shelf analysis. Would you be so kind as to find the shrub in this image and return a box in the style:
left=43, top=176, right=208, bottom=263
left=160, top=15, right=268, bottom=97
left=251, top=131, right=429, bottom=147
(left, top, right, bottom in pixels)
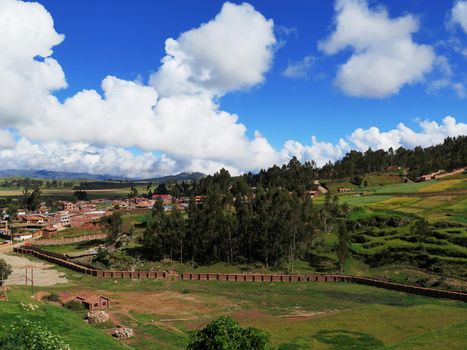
left=0, top=258, right=12, bottom=285
left=64, top=300, right=85, bottom=311
left=46, top=293, right=60, bottom=302
left=0, top=317, right=71, bottom=350
left=188, top=316, right=271, bottom=350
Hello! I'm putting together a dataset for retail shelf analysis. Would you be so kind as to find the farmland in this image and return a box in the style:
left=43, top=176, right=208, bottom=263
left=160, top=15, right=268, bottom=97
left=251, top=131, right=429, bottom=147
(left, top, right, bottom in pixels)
left=1, top=171, right=466, bottom=349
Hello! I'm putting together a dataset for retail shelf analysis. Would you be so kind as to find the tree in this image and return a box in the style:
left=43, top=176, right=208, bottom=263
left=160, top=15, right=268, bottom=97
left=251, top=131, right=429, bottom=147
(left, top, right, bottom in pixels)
left=101, top=212, right=123, bottom=245
left=0, top=258, right=12, bottom=285
left=128, top=186, right=139, bottom=198
left=337, top=222, right=351, bottom=273
left=6, top=202, right=18, bottom=221
left=22, top=187, right=41, bottom=212
left=187, top=316, right=271, bottom=350
left=73, top=190, right=88, bottom=201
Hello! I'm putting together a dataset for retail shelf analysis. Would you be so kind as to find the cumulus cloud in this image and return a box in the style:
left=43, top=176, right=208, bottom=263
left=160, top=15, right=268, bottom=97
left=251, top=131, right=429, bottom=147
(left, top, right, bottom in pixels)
left=0, top=0, right=66, bottom=125
left=1, top=116, right=465, bottom=176
left=451, top=0, right=467, bottom=33
left=319, top=0, right=435, bottom=98
left=0, top=0, right=280, bottom=173
left=0, top=129, right=16, bottom=149
left=149, top=2, right=276, bottom=97
left=282, top=55, right=314, bottom=79
left=280, top=116, right=467, bottom=167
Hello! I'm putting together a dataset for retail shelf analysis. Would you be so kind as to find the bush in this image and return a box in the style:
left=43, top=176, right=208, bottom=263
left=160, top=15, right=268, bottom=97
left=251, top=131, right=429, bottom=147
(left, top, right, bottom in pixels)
left=0, top=317, right=71, bottom=350
left=45, top=293, right=60, bottom=302
left=188, top=316, right=271, bottom=350
left=0, top=258, right=12, bottom=285
left=64, top=300, right=85, bottom=311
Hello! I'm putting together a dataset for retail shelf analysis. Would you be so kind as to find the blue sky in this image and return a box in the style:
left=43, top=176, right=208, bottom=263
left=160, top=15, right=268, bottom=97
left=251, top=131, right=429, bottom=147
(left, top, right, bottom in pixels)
left=0, top=0, right=465, bottom=176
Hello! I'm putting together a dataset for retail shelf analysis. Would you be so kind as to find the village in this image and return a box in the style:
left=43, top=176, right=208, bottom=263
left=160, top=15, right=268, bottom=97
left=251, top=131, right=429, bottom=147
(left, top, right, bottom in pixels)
left=0, top=194, right=196, bottom=243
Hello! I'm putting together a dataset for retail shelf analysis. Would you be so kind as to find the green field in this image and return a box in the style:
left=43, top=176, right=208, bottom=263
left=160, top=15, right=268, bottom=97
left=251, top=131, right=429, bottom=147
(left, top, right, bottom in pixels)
left=2, top=268, right=466, bottom=350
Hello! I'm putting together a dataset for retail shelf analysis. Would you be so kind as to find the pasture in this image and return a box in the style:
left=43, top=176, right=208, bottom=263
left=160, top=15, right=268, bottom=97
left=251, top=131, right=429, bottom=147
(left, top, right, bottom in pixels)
left=2, top=269, right=466, bottom=350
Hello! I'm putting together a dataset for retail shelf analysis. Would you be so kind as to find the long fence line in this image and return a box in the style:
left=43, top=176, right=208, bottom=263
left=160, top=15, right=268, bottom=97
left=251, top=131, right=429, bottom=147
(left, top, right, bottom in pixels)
left=33, top=233, right=109, bottom=246
left=13, top=246, right=467, bottom=302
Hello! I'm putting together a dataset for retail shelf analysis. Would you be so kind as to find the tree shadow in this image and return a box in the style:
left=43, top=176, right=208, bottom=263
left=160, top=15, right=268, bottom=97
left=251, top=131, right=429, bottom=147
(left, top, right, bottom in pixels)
left=312, top=329, right=384, bottom=350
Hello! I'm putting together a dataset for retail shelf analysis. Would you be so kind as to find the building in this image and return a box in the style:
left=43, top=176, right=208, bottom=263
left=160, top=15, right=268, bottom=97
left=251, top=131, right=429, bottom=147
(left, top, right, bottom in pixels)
left=41, top=226, right=58, bottom=239
left=70, top=210, right=106, bottom=228
left=57, top=291, right=110, bottom=310
left=152, top=194, right=173, bottom=205
left=48, top=211, right=71, bottom=228
left=337, top=187, right=353, bottom=193
left=305, top=190, right=319, bottom=198
left=387, top=165, right=401, bottom=171
left=62, top=201, right=78, bottom=212
left=433, top=167, right=466, bottom=179
left=0, top=221, right=9, bottom=236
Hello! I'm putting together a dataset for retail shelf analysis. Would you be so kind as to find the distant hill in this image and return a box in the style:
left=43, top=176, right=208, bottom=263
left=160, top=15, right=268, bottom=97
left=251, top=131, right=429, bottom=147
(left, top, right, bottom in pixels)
left=0, top=169, right=206, bottom=183
left=146, top=172, right=206, bottom=183
left=0, top=169, right=126, bottom=180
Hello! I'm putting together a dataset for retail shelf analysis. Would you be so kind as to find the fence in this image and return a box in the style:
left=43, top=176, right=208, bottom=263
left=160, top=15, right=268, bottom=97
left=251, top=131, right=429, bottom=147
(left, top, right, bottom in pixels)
left=33, top=233, right=109, bottom=246
left=13, top=246, right=467, bottom=302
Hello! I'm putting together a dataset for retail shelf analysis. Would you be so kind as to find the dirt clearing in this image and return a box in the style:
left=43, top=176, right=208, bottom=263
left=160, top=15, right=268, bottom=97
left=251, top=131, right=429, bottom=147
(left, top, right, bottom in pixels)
left=0, top=253, right=68, bottom=286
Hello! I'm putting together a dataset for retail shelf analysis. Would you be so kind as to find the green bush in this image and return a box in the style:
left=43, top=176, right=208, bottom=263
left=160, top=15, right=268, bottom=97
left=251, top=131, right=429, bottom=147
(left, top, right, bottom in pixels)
left=64, top=300, right=85, bottom=311
left=188, top=316, right=271, bottom=350
left=45, top=293, right=61, bottom=302
left=0, top=258, right=12, bottom=284
left=0, top=317, right=71, bottom=350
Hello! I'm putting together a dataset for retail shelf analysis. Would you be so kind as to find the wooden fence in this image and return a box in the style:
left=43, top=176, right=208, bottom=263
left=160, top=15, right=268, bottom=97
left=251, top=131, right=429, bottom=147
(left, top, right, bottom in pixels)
left=13, top=246, right=467, bottom=302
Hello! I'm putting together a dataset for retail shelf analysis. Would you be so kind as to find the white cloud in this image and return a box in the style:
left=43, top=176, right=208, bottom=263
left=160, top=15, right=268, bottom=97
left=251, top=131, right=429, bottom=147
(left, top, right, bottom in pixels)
left=451, top=0, right=467, bottom=33
left=279, top=116, right=467, bottom=167
left=0, top=0, right=66, bottom=126
left=282, top=55, right=314, bottom=79
left=0, top=0, right=280, bottom=174
left=319, top=0, right=435, bottom=98
left=149, top=1, right=276, bottom=97
left=427, top=56, right=466, bottom=98
left=0, top=137, right=169, bottom=178
left=0, top=129, right=16, bottom=149
left=1, top=116, right=465, bottom=176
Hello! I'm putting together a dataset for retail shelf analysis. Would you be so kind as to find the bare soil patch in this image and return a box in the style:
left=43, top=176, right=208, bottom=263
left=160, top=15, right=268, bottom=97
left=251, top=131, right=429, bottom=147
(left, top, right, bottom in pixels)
left=0, top=253, right=68, bottom=286
left=109, top=291, right=219, bottom=318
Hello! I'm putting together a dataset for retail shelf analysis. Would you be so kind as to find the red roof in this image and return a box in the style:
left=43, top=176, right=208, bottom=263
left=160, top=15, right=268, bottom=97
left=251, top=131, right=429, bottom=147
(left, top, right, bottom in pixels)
left=152, top=194, right=172, bottom=199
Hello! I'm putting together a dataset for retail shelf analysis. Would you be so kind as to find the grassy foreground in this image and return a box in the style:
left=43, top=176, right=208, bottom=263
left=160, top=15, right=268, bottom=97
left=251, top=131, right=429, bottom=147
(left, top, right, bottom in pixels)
left=2, top=265, right=466, bottom=350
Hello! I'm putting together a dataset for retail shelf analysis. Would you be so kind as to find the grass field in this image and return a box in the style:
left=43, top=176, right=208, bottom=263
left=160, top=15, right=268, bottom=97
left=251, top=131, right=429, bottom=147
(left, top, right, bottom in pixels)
left=2, top=267, right=466, bottom=350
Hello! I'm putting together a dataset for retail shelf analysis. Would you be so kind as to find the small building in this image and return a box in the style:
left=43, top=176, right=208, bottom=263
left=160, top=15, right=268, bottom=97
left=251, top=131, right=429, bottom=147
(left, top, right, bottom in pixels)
left=337, top=187, right=353, bottom=193
left=0, top=221, right=9, bottom=236
left=152, top=194, right=173, bottom=205
left=305, top=190, right=319, bottom=198
left=387, top=165, right=401, bottom=171
left=62, top=201, right=78, bottom=212
left=57, top=291, right=110, bottom=310
left=41, top=226, right=58, bottom=239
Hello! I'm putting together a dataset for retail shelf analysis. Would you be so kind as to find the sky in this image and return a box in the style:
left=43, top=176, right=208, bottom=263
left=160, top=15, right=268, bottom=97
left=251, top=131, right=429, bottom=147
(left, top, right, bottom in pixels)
left=0, top=0, right=466, bottom=178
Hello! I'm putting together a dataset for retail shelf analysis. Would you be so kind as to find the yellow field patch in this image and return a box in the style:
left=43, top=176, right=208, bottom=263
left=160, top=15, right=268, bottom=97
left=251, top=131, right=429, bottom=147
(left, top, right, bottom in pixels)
left=371, top=196, right=419, bottom=209
left=446, top=197, right=467, bottom=211
left=419, top=179, right=463, bottom=193
left=412, top=195, right=458, bottom=209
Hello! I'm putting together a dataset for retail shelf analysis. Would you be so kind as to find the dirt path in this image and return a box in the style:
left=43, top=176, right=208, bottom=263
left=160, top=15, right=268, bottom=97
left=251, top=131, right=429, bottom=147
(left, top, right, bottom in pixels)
left=0, top=253, right=68, bottom=286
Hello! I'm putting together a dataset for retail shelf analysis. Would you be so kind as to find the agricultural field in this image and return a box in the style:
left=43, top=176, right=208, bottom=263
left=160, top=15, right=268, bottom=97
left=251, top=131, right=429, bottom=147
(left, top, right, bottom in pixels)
left=0, top=178, right=152, bottom=200
left=2, top=268, right=467, bottom=350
